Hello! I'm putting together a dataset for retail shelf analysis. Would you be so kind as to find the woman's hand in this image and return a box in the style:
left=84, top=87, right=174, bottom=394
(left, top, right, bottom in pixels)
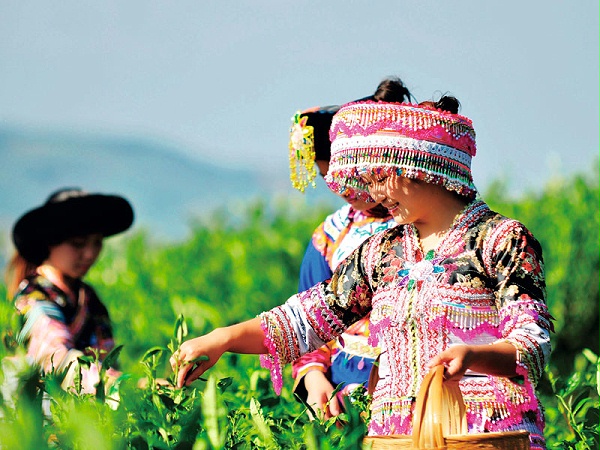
left=170, top=329, right=228, bottom=388
left=170, top=318, right=268, bottom=388
left=427, top=342, right=518, bottom=381
left=304, top=370, right=342, bottom=420
left=426, top=344, right=474, bottom=381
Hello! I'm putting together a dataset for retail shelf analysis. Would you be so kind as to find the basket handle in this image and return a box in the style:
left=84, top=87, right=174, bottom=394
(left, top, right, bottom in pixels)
left=411, top=365, right=468, bottom=449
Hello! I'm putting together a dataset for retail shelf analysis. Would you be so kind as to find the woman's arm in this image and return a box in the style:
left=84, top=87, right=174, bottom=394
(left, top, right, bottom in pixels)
left=429, top=221, right=553, bottom=383
left=491, top=222, right=554, bottom=385
left=426, top=341, right=517, bottom=380
left=171, top=317, right=267, bottom=387
left=173, top=229, right=383, bottom=391
left=293, top=238, right=336, bottom=400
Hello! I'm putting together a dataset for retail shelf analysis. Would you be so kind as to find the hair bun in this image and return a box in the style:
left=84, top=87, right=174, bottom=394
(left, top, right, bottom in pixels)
left=435, top=96, right=460, bottom=114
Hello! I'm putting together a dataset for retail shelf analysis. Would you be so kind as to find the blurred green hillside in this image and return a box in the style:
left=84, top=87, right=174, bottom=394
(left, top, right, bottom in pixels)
left=0, top=126, right=327, bottom=242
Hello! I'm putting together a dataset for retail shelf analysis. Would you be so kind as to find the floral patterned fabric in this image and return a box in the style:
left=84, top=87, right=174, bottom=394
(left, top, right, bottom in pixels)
left=14, top=273, right=116, bottom=393
left=311, top=204, right=397, bottom=273
left=293, top=204, right=395, bottom=399
left=261, top=200, right=553, bottom=449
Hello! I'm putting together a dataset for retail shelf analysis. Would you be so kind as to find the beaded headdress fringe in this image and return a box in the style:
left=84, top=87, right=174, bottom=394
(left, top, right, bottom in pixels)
left=288, top=105, right=341, bottom=192
left=326, top=101, right=478, bottom=200
left=288, top=111, right=317, bottom=192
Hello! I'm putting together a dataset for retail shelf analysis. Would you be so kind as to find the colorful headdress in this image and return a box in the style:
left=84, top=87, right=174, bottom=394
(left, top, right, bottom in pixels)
left=326, top=101, right=477, bottom=200
left=289, top=105, right=340, bottom=192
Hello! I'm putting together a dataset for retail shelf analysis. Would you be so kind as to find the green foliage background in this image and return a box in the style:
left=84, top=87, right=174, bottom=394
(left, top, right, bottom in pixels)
left=0, top=168, right=598, bottom=448
left=84, top=198, right=327, bottom=377
left=82, top=170, right=599, bottom=380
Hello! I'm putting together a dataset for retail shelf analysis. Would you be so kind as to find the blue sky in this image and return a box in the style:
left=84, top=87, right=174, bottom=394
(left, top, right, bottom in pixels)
left=1, top=1, right=598, bottom=198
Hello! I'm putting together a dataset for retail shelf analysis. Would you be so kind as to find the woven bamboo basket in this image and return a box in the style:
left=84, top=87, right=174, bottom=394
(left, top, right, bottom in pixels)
left=363, top=366, right=530, bottom=449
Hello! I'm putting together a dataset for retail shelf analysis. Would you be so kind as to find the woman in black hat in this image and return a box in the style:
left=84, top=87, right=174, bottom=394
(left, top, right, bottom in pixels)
left=5, top=187, right=134, bottom=393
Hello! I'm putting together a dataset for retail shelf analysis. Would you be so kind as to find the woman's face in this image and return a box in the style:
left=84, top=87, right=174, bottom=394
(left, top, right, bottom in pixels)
left=360, top=171, right=424, bottom=224
left=46, top=233, right=104, bottom=279
left=316, top=160, right=377, bottom=212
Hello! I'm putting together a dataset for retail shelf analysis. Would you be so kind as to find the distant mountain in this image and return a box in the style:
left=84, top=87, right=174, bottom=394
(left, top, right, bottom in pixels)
left=0, top=126, right=335, bottom=245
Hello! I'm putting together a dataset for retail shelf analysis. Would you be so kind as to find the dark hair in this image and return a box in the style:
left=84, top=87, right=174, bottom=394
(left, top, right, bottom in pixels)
left=363, top=77, right=412, bottom=216
left=435, top=95, right=460, bottom=114
left=307, top=106, right=341, bottom=161
left=373, top=77, right=414, bottom=103
left=313, top=77, right=413, bottom=162
left=420, top=94, right=461, bottom=114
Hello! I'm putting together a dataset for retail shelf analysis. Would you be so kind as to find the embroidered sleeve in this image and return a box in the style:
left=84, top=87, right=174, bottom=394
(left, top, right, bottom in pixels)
left=15, top=294, right=111, bottom=394
left=290, top=342, right=334, bottom=399
left=17, top=299, right=74, bottom=372
left=488, top=220, right=554, bottom=386
left=292, top=344, right=332, bottom=380
left=260, top=236, right=377, bottom=394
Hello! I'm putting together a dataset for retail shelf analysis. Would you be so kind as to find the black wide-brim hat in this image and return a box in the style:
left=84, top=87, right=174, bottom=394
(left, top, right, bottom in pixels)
left=12, top=188, right=135, bottom=265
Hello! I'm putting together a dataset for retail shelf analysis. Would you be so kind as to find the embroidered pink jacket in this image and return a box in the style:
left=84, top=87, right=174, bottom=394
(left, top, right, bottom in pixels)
left=260, top=201, right=553, bottom=449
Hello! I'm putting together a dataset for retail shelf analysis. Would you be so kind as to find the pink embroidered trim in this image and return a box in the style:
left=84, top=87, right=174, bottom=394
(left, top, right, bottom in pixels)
left=297, top=289, right=346, bottom=343
left=259, top=316, right=283, bottom=395
left=429, top=316, right=501, bottom=342
left=330, top=102, right=476, bottom=155
left=483, top=375, right=542, bottom=433
left=368, top=412, right=412, bottom=436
